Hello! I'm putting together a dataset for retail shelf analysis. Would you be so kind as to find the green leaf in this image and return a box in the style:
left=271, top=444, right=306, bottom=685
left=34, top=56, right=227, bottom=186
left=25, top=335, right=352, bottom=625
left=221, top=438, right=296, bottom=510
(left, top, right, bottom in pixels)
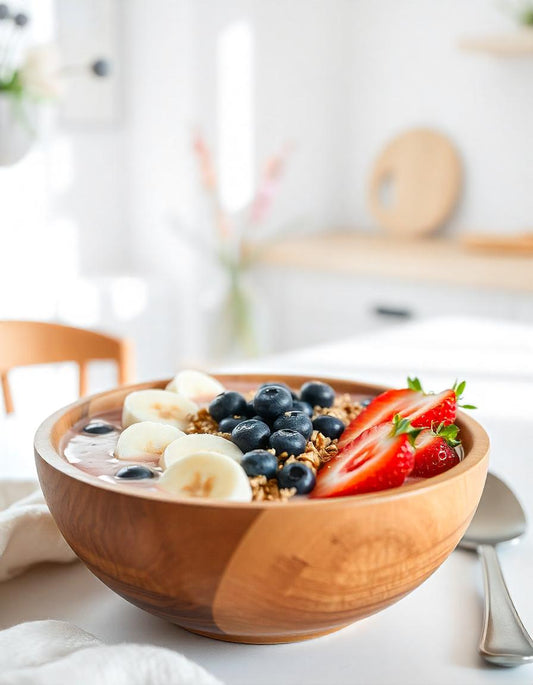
left=0, top=70, right=24, bottom=95
left=440, top=425, right=459, bottom=443
left=440, top=424, right=458, bottom=437
left=453, top=380, right=466, bottom=398
left=390, top=413, right=421, bottom=444
left=431, top=422, right=461, bottom=446
left=459, top=404, right=477, bottom=410
left=407, top=376, right=423, bottom=392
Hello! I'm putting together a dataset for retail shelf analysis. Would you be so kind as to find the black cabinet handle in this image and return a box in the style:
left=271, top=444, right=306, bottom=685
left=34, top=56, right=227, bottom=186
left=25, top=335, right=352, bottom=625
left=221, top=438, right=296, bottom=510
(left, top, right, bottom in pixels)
left=373, top=306, right=413, bottom=319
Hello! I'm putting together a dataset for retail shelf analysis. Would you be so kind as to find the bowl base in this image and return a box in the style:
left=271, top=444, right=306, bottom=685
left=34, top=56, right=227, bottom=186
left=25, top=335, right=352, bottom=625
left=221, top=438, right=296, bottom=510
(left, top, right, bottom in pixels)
left=183, top=624, right=350, bottom=644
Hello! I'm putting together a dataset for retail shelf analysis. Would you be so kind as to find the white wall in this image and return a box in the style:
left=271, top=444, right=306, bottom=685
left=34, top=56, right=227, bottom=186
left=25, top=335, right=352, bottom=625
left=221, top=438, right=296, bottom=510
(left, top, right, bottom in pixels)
left=252, top=0, right=353, bottom=231
left=121, top=0, right=354, bottom=367
left=347, top=0, right=533, bottom=234
left=122, top=0, right=354, bottom=257
left=122, top=0, right=533, bottom=271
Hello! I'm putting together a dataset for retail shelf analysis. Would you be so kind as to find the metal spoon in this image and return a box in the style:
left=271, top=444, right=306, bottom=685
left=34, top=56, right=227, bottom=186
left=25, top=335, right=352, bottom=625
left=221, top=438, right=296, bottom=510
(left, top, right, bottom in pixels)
left=459, top=472, right=533, bottom=667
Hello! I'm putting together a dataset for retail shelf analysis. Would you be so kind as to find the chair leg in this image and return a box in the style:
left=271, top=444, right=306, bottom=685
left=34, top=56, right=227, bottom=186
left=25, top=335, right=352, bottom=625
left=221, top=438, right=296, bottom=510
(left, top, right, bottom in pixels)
left=118, top=339, right=135, bottom=386
left=1, top=372, right=14, bottom=414
left=79, top=361, right=88, bottom=397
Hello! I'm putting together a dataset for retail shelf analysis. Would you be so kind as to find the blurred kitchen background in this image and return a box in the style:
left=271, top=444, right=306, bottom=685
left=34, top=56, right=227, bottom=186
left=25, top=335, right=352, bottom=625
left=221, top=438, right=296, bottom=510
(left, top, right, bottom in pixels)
left=1, top=0, right=533, bottom=416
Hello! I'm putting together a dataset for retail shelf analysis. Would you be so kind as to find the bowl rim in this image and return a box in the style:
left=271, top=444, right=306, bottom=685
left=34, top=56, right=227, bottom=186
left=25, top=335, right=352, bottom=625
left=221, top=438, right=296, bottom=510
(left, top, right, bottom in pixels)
left=34, top=373, right=490, bottom=510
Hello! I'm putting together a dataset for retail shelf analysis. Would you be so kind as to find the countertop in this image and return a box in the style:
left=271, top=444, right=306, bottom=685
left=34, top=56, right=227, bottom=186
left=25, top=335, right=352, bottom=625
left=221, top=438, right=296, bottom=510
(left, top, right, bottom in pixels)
left=1, top=316, right=532, bottom=685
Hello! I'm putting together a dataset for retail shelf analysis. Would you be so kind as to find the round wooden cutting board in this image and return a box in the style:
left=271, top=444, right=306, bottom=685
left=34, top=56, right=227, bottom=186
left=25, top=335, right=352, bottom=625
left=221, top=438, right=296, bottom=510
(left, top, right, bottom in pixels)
left=368, top=128, right=462, bottom=237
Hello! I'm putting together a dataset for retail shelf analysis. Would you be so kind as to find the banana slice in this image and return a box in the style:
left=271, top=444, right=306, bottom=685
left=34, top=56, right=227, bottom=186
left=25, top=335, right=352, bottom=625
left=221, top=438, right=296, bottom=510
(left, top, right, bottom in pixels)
left=166, top=370, right=225, bottom=403
left=161, top=433, right=243, bottom=469
left=122, top=389, right=198, bottom=430
left=159, top=452, right=252, bottom=502
left=115, top=421, right=185, bottom=462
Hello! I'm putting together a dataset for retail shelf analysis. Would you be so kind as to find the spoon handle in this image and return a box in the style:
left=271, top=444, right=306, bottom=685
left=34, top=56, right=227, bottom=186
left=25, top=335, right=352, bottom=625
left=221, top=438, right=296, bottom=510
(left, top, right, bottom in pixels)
left=478, top=543, right=533, bottom=666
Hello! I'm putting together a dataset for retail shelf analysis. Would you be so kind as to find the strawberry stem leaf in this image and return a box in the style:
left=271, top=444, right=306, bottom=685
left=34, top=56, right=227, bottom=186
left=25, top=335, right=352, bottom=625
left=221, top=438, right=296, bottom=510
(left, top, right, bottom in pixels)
left=391, top=413, right=421, bottom=445
left=407, top=376, right=423, bottom=392
left=436, top=423, right=461, bottom=446
left=452, top=380, right=476, bottom=409
left=453, top=380, right=467, bottom=399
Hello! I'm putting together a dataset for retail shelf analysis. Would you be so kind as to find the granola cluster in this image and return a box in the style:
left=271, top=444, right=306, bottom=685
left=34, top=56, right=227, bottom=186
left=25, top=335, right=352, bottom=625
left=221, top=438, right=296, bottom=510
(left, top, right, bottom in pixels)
left=185, top=392, right=364, bottom=502
left=313, top=393, right=362, bottom=424
left=186, top=408, right=219, bottom=435
left=249, top=475, right=295, bottom=502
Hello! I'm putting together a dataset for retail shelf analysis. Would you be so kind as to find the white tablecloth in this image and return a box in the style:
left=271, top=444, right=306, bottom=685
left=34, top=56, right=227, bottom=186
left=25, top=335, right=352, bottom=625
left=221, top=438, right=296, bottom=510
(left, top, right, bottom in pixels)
left=1, top=316, right=532, bottom=685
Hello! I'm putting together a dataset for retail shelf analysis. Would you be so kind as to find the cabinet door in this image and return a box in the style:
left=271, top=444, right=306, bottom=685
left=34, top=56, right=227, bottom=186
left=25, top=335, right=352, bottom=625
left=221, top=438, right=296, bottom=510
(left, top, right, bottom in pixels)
left=253, top=270, right=413, bottom=352
left=253, top=268, right=533, bottom=354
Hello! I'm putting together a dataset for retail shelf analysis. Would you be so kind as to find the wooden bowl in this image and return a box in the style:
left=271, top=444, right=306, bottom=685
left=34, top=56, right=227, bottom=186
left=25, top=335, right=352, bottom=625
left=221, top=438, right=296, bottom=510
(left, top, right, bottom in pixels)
left=35, top=375, right=489, bottom=644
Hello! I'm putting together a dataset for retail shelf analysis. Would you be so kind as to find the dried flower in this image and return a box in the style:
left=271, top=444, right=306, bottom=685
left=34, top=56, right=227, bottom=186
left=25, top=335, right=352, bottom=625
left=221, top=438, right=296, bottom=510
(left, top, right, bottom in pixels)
left=249, top=143, right=292, bottom=225
left=193, top=131, right=217, bottom=192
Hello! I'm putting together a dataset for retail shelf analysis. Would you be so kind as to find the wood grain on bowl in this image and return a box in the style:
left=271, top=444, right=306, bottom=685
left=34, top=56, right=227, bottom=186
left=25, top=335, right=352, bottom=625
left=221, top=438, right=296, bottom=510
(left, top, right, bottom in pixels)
left=35, top=375, right=489, bottom=644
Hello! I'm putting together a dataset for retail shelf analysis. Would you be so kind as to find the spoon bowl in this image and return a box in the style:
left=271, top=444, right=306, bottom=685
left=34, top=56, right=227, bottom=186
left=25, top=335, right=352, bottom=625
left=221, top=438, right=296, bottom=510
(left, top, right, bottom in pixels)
left=459, top=472, right=533, bottom=667
left=460, top=473, right=527, bottom=550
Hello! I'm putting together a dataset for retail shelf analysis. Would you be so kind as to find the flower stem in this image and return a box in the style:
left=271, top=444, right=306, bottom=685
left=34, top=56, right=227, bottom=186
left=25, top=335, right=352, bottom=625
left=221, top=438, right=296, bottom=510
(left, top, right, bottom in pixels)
left=227, top=264, right=257, bottom=357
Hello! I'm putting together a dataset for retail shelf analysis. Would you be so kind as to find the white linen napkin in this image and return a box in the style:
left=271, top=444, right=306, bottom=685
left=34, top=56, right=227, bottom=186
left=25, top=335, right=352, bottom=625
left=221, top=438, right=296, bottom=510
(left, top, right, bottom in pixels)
left=0, top=480, right=76, bottom=581
left=0, top=484, right=223, bottom=684
left=0, top=620, right=222, bottom=685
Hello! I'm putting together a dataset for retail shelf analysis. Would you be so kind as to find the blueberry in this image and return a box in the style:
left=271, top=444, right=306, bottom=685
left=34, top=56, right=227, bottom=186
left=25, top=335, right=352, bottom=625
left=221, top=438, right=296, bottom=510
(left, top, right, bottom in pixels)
left=83, top=422, right=115, bottom=435
left=209, top=391, right=248, bottom=422
left=292, top=400, right=313, bottom=418
left=277, top=461, right=316, bottom=494
left=300, top=381, right=335, bottom=408
left=273, top=411, right=313, bottom=440
left=241, top=450, right=278, bottom=479
left=231, top=419, right=270, bottom=452
left=245, top=401, right=256, bottom=418
left=253, top=385, right=293, bottom=420
left=312, top=415, right=345, bottom=440
left=259, top=381, right=298, bottom=400
left=270, top=429, right=306, bottom=456
left=218, top=416, right=245, bottom=433
left=0, top=5, right=8, bottom=20
left=251, top=414, right=273, bottom=426
left=116, top=465, right=154, bottom=480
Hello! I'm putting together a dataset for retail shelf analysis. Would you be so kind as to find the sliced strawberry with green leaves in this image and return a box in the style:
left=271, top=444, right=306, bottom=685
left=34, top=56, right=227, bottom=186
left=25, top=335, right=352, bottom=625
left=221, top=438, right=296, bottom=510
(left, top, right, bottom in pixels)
left=338, top=377, right=474, bottom=449
left=412, top=423, right=461, bottom=478
left=312, top=415, right=417, bottom=498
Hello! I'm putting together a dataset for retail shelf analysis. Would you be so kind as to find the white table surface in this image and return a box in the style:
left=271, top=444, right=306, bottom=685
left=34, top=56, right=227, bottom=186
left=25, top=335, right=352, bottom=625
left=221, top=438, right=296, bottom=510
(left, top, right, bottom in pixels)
left=1, top=316, right=532, bottom=685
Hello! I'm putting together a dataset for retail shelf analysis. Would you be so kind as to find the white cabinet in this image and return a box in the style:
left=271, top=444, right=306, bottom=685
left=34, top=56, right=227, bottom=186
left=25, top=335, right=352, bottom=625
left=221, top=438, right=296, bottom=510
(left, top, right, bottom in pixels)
left=253, top=266, right=533, bottom=353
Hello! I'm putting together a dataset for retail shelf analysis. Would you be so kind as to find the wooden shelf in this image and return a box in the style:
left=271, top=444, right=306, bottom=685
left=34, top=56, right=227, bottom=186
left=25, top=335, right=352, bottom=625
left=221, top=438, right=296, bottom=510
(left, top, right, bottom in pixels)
left=255, top=232, right=533, bottom=292
left=458, top=30, right=533, bottom=56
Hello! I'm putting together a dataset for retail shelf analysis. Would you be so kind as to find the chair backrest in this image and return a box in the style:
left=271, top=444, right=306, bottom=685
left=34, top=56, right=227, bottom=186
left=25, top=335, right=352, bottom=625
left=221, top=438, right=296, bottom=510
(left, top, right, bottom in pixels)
left=0, top=321, right=134, bottom=414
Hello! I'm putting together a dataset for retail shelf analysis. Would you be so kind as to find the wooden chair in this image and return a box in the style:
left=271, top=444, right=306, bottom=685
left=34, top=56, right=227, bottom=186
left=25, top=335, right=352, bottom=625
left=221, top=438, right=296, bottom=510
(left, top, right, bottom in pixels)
left=0, top=321, right=134, bottom=414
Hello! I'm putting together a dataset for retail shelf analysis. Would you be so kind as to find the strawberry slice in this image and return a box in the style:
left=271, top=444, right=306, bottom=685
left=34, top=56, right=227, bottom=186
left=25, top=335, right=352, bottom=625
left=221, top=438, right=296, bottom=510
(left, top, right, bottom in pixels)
left=312, top=416, right=416, bottom=498
left=339, top=388, right=421, bottom=448
left=412, top=423, right=461, bottom=478
left=339, top=378, right=473, bottom=449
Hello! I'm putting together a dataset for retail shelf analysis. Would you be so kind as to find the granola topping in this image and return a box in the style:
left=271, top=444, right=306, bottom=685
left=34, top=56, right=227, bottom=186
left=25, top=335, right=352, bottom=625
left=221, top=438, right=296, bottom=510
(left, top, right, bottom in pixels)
left=249, top=475, right=296, bottom=502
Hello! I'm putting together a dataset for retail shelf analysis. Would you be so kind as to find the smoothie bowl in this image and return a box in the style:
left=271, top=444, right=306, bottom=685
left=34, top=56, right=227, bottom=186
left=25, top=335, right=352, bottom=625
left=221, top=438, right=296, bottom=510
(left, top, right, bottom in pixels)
left=34, top=373, right=489, bottom=644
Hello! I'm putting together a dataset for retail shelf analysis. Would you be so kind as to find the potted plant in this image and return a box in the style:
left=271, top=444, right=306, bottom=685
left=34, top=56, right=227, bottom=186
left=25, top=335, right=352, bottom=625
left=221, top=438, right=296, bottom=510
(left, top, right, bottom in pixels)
left=0, top=7, right=49, bottom=165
